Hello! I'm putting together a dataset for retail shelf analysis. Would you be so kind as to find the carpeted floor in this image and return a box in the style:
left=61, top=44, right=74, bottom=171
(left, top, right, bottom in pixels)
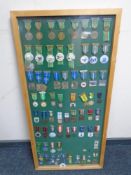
left=0, top=140, right=131, bottom=175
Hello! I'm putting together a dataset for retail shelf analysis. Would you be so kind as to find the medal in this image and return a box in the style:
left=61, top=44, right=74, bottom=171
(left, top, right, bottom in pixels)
left=103, top=18, right=111, bottom=42
left=91, top=18, right=99, bottom=29
left=70, top=110, right=77, bottom=122
left=100, top=55, right=109, bottom=64
left=71, top=81, right=78, bottom=89
left=70, top=93, right=76, bottom=107
left=24, top=52, right=34, bottom=62
left=71, top=20, right=79, bottom=39
left=89, top=56, right=98, bottom=64
left=56, top=45, right=64, bottom=64
left=91, top=31, right=98, bottom=39
left=67, top=44, right=75, bottom=68
left=72, top=126, right=77, bottom=134
left=80, top=55, right=89, bottom=64
left=54, top=81, right=61, bottom=89
left=81, top=19, right=90, bottom=39
left=35, top=71, right=42, bottom=83
left=79, top=109, right=84, bottom=120
left=57, top=125, right=63, bottom=135
left=97, top=92, right=102, bottom=103
left=81, top=43, right=89, bottom=54
left=33, top=101, right=38, bottom=107
left=49, top=92, right=56, bottom=106
left=43, top=71, right=50, bottom=85
left=36, top=84, right=47, bottom=92
left=58, top=32, right=65, bottom=40
left=89, top=71, right=97, bottom=86
left=26, top=70, right=34, bottom=81
left=35, top=21, right=43, bottom=40
left=35, top=45, right=44, bottom=65
left=24, top=20, right=33, bottom=41
left=99, top=70, right=107, bottom=86
left=58, top=94, right=63, bottom=108
left=46, top=45, right=55, bottom=67
left=61, top=82, right=69, bottom=89
left=48, top=20, right=55, bottom=40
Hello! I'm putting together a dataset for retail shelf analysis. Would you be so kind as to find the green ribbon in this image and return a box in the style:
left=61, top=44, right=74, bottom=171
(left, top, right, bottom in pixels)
left=36, top=45, right=42, bottom=54
left=103, top=18, right=111, bottom=31
left=103, top=31, right=110, bottom=41
left=68, top=44, right=74, bottom=52
left=47, top=45, right=53, bottom=54
left=58, top=20, right=65, bottom=30
left=39, top=91, right=46, bottom=101
left=31, top=92, right=37, bottom=101
left=91, top=18, right=99, bottom=29
left=71, top=20, right=79, bottom=30
left=49, top=92, right=55, bottom=100
left=25, top=45, right=32, bottom=52
left=24, top=20, right=31, bottom=31
left=48, top=20, right=55, bottom=29
left=58, top=94, right=63, bottom=103
left=81, top=19, right=90, bottom=30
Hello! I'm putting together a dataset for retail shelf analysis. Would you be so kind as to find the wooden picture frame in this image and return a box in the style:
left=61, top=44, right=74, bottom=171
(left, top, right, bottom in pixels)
left=11, top=9, right=122, bottom=170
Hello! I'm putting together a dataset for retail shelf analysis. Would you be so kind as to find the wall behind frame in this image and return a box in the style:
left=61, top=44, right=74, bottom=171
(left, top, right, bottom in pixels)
left=0, top=0, right=131, bottom=140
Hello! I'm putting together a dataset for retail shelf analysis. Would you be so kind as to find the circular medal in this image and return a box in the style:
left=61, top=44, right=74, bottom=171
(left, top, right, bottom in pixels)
left=24, top=52, right=34, bottom=62
left=33, top=101, right=38, bottom=107
left=36, top=32, right=43, bottom=40
left=56, top=53, right=64, bottom=62
left=41, top=102, right=47, bottom=107
left=89, top=56, right=98, bottom=64
left=67, top=53, right=75, bottom=61
left=25, top=32, right=33, bottom=41
left=81, top=82, right=87, bottom=88
left=48, top=31, right=56, bottom=40
left=35, top=54, right=44, bottom=64
left=100, top=55, right=109, bottom=64
left=35, top=132, right=41, bottom=137
left=91, top=31, right=98, bottom=39
left=88, top=100, right=94, bottom=106
left=80, top=55, right=89, bottom=64
left=58, top=32, right=65, bottom=40
left=72, top=31, right=78, bottom=39
left=46, top=54, right=55, bottom=63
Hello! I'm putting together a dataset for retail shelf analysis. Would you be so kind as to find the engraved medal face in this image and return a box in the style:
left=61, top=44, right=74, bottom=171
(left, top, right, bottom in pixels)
left=48, top=31, right=56, bottom=40
left=67, top=53, right=75, bottom=61
left=100, top=55, right=109, bottom=64
left=56, top=53, right=64, bottom=61
left=58, top=32, right=65, bottom=40
left=91, top=31, right=98, bottom=39
left=80, top=55, right=89, bottom=64
left=35, top=54, right=44, bottom=64
left=36, top=32, right=43, bottom=40
left=46, top=54, right=55, bottom=63
left=25, top=32, right=33, bottom=41
left=89, top=56, right=98, bottom=64
left=24, top=52, right=34, bottom=62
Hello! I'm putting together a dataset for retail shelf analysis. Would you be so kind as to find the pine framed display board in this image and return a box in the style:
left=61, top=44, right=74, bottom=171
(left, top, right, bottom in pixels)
left=11, top=9, right=122, bottom=170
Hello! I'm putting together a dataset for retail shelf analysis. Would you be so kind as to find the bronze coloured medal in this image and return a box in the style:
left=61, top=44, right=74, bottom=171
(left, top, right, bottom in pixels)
left=58, top=32, right=65, bottom=41
left=48, top=31, right=56, bottom=40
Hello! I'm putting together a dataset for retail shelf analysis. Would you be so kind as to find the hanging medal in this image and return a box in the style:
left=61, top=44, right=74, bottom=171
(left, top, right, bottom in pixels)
left=48, top=20, right=56, bottom=40
left=35, top=45, right=44, bottom=65
left=24, top=20, right=33, bottom=41
left=66, top=44, right=75, bottom=69
left=71, top=70, right=78, bottom=89
left=24, top=45, right=34, bottom=70
left=57, top=94, right=64, bottom=108
left=80, top=43, right=89, bottom=64
left=81, top=19, right=90, bottom=39
left=100, top=43, right=110, bottom=64
left=90, top=43, right=99, bottom=64
left=71, top=20, right=79, bottom=39
left=57, top=19, right=65, bottom=41
left=49, top=92, right=56, bottom=106
left=35, top=21, right=43, bottom=41
left=91, top=18, right=99, bottom=39
left=56, top=45, right=64, bottom=65
left=89, top=71, right=97, bottom=86
left=80, top=70, right=88, bottom=88
left=99, top=70, right=107, bottom=86
left=103, top=18, right=111, bottom=42
left=39, top=91, right=47, bottom=107
left=46, top=45, right=55, bottom=68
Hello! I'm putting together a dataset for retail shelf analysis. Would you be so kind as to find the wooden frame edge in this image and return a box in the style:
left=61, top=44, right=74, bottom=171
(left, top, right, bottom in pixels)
left=10, top=9, right=122, bottom=170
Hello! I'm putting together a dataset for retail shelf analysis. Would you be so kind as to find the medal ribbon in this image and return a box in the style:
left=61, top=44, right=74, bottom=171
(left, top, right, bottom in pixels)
left=58, top=20, right=65, bottom=30
left=56, top=45, right=64, bottom=65
left=24, top=20, right=32, bottom=32
left=67, top=44, right=75, bottom=69
left=46, top=45, right=54, bottom=67
left=71, top=20, right=79, bottom=30
left=48, top=20, right=55, bottom=29
left=81, top=19, right=90, bottom=30
left=91, top=18, right=99, bottom=29
left=35, top=21, right=42, bottom=31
